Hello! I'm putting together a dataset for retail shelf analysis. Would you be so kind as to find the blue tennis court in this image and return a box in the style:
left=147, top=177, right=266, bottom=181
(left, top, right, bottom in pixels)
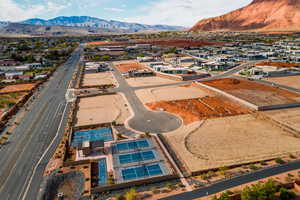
left=121, top=164, right=163, bottom=181
left=71, top=128, right=113, bottom=146
left=98, top=159, right=108, bottom=186
left=119, top=151, right=155, bottom=164
left=115, top=139, right=150, bottom=152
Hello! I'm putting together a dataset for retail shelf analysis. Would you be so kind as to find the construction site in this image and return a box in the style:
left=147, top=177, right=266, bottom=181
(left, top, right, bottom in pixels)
left=201, top=78, right=300, bottom=109
left=164, top=113, right=300, bottom=174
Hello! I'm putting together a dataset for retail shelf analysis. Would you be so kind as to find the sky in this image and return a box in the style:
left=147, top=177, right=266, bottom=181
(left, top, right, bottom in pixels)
left=0, top=0, right=252, bottom=27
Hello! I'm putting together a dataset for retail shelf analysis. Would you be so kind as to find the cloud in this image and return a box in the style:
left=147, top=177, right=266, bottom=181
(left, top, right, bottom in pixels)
left=0, top=0, right=70, bottom=22
left=104, top=7, right=124, bottom=12
left=124, top=0, right=251, bottom=27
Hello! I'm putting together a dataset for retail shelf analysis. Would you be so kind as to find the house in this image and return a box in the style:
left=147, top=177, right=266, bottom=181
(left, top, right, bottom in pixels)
left=0, top=60, right=21, bottom=66
left=27, top=63, right=42, bottom=69
left=5, top=72, right=23, bottom=79
left=250, top=66, right=292, bottom=77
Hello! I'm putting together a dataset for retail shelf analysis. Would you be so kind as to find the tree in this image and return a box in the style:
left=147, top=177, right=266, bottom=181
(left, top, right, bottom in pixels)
left=102, top=56, right=111, bottom=61
left=124, top=188, right=138, bottom=200
left=279, top=187, right=296, bottom=200
left=241, top=179, right=277, bottom=200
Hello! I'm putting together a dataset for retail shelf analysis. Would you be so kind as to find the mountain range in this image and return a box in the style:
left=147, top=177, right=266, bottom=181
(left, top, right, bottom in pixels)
left=190, top=0, right=300, bottom=32
left=0, top=16, right=184, bottom=36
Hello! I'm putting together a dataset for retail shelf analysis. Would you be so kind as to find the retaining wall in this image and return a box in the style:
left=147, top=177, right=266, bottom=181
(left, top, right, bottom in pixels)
left=91, top=174, right=177, bottom=194
left=193, top=82, right=259, bottom=110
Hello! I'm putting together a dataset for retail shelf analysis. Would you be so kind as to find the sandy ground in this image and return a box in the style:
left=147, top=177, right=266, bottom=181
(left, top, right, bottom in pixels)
left=264, top=75, right=300, bottom=89
left=0, top=83, right=36, bottom=93
left=164, top=114, right=300, bottom=172
left=263, top=107, right=300, bottom=132
left=115, top=62, right=145, bottom=73
left=82, top=72, right=116, bottom=87
left=202, top=78, right=300, bottom=106
left=126, top=76, right=177, bottom=87
left=75, top=94, right=130, bottom=126
left=136, top=85, right=213, bottom=104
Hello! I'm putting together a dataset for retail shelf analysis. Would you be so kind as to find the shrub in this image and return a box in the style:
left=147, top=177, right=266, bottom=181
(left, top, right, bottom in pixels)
left=275, top=158, right=285, bottom=164
left=279, top=187, right=296, bottom=200
left=124, top=188, right=138, bottom=200
left=289, top=154, right=296, bottom=159
left=249, top=164, right=258, bottom=170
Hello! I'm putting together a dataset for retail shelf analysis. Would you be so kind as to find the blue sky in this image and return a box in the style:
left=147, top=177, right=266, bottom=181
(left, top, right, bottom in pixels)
left=0, top=0, right=252, bottom=26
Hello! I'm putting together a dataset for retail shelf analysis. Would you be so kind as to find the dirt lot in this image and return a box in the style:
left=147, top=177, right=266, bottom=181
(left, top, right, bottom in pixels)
left=147, top=96, right=252, bottom=124
left=82, top=72, right=116, bottom=87
left=126, top=76, right=177, bottom=87
left=0, top=83, right=36, bottom=94
left=136, top=84, right=213, bottom=104
left=264, top=75, right=300, bottom=89
left=0, top=92, right=28, bottom=115
left=256, top=61, right=300, bottom=68
left=202, top=78, right=300, bottom=106
left=164, top=114, right=300, bottom=172
left=75, top=94, right=130, bottom=126
left=264, top=107, right=300, bottom=132
left=115, top=62, right=145, bottom=73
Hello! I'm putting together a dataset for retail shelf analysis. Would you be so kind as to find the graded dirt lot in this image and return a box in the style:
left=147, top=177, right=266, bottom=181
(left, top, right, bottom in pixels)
left=136, top=84, right=212, bottom=104
left=82, top=72, right=116, bottom=87
left=115, top=62, right=145, bottom=73
left=256, top=61, right=300, bottom=68
left=75, top=94, right=130, bottom=126
left=147, top=96, right=252, bottom=124
left=0, top=83, right=36, bottom=94
left=264, top=75, right=300, bottom=89
left=164, top=114, right=300, bottom=172
left=126, top=76, right=177, bottom=87
left=202, top=78, right=300, bottom=106
left=263, top=107, right=300, bottom=132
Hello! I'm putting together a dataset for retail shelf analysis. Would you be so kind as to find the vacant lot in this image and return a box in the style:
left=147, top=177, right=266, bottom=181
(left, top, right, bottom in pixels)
left=264, top=75, right=300, bottom=89
left=202, top=78, right=300, bottom=106
left=0, top=92, right=28, bottom=116
left=0, top=83, right=36, bottom=94
left=75, top=94, right=130, bottom=126
left=116, top=62, right=145, bottom=73
left=136, top=84, right=212, bottom=104
left=147, top=96, right=252, bottom=124
left=256, top=61, right=300, bottom=68
left=82, top=72, right=116, bottom=87
left=264, top=107, right=300, bottom=133
left=126, top=76, right=177, bottom=87
left=164, top=114, right=300, bottom=172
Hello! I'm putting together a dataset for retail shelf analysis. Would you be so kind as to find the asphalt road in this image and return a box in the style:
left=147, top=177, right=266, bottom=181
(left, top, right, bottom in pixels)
left=0, top=45, right=83, bottom=200
left=161, top=160, right=300, bottom=200
left=110, top=63, right=182, bottom=133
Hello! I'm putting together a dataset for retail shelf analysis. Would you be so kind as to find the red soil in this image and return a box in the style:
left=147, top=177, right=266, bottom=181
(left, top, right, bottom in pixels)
left=201, top=78, right=300, bottom=106
left=256, top=61, right=300, bottom=68
left=0, top=83, right=36, bottom=94
left=202, top=78, right=299, bottom=98
left=116, top=62, right=146, bottom=73
left=147, top=96, right=252, bottom=124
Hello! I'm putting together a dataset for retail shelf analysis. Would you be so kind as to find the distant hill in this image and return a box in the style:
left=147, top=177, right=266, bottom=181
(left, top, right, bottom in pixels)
left=190, top=0, right=300, bottom=32
left=0, top=16, right=184, bottom=37
left=21, top=16, right=184, bottom=32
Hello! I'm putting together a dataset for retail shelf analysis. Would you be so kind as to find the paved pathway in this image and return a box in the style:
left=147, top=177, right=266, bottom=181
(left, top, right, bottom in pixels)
left=161, top=160, right=300, bottom=200
left=109, top=63, right=182, bottom=133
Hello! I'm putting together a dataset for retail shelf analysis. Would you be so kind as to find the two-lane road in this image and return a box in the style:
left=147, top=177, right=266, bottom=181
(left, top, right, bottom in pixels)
left=0, top=45, right=83, bottom=200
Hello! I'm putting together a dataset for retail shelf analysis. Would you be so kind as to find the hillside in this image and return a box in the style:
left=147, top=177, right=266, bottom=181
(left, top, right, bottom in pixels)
left=190, top=0, right=300, bottom=32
